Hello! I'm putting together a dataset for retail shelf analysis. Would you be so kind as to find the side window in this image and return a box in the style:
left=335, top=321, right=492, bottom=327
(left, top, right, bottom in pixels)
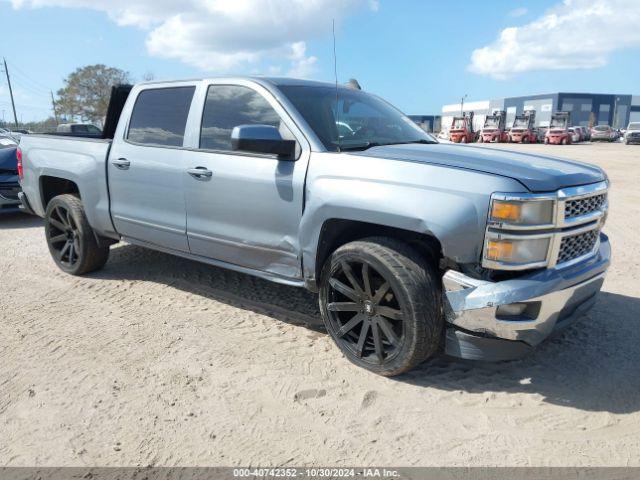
left=200, top=85, right=292, bottom=151
left=127, top=87, right=195, bottom=147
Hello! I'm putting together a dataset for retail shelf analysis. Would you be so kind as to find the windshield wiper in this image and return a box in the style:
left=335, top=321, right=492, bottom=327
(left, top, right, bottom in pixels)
left=337, top=142, right=381, bottom=152
left=384, top=139, right=438, bottom=146
left=337, top=139, right=437, bottom=152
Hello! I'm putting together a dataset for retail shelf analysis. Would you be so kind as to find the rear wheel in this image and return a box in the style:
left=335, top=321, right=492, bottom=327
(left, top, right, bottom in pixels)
left=45, top=194, right=110, bottom=275
left=319, top=238, right=443, bottom=376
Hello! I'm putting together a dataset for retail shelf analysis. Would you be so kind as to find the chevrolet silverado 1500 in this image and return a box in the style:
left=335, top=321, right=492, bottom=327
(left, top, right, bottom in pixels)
left=18, top=77, right=611, bottom=376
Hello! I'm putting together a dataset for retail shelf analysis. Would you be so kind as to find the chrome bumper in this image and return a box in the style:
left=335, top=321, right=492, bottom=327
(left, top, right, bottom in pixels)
left=443, top=233, right=610, bottom=360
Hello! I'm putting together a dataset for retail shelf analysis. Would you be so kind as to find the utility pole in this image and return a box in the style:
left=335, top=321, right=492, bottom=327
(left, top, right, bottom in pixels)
left=50, top=90, right=59, bottom=123
left=461, top=94, right=467, bottom=116
left=2, top=58, right=19, bottom=128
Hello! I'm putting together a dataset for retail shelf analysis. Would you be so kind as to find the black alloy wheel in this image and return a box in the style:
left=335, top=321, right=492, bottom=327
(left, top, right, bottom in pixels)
left=320, top=238, right=442, bottom=376
left=325, top=259, right=405, bottom=365
left=45, top=194, right=110, bottom=275
left=47, top=203, right=81, bottom=267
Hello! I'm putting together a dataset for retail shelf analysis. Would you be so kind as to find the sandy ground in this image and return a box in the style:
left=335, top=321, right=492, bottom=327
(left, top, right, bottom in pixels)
left=1, top=142, right=639, bottom=467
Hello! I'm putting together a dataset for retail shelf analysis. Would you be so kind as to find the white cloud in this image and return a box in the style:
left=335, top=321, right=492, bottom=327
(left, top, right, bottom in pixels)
left=9, top=0, right=376, bottom=76
left=469, top=0, right=640, bottom=79
left=508, top=7, right=528, bottom=17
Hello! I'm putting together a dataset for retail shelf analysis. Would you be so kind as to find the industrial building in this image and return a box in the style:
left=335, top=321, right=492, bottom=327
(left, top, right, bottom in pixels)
left=407, top=115, right=441, bottom=133
left=440, top=93, right=640, bottom=133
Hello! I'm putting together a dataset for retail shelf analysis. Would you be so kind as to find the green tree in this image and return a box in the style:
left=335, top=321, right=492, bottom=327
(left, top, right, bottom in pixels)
left=55, top=65, right=130, bottom=125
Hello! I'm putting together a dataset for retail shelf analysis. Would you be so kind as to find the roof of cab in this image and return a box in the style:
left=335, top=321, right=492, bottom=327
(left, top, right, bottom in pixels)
left=137, top=76, right=338, bottom=89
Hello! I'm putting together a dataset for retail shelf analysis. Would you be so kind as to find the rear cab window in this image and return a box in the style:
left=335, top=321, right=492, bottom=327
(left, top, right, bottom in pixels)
left=127, top=86, right=196, bottom=147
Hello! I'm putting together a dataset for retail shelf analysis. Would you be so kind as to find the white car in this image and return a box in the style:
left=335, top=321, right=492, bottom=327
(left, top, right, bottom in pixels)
left=625, top=122, right=640, bottom=145
left=567, top=128, right=580, bottom=143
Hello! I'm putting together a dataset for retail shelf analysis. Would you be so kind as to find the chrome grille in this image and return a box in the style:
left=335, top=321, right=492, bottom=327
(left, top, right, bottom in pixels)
left=564, top=193, right=606, bottom=219
left=558, top=230, right=599, bottom=264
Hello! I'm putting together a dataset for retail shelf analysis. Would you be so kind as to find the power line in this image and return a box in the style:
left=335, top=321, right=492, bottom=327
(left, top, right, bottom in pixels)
left=6, top=58, right=53, bottom=92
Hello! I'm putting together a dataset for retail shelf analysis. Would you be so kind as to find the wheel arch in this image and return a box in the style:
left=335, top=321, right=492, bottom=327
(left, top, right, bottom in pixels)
left=310, top=218, right=444, bottom=291
left=40, top=175, right=81, bottom=209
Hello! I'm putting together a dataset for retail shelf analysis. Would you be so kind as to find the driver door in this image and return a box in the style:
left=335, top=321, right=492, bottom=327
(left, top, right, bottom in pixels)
left=182, top=81, right=310, bottom=279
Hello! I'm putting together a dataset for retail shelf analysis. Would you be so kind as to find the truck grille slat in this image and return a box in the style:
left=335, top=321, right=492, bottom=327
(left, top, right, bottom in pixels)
left=564, top=193, right=606, bottom=219
left=558, top=230, right=599, bottom=264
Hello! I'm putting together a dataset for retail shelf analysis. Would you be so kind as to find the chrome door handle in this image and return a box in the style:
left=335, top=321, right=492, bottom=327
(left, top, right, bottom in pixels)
left=187, top=167, right=213, bottom=178
left=112, top=158, right=131, bottom=169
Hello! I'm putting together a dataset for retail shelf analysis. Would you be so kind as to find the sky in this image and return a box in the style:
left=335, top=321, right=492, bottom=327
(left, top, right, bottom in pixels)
left=1, top=0, right=639, bottom=122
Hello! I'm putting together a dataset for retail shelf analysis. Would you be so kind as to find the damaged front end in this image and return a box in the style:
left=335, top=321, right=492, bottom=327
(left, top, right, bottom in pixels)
left=441, top=181, right=611, bottom=361
left=442, top=234, right=610, bottom=361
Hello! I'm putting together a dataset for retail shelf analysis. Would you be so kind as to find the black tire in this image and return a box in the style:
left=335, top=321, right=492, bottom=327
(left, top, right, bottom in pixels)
left=45, top=194, right=110, bottom=275
left=319, top=237, right=443, bottom=376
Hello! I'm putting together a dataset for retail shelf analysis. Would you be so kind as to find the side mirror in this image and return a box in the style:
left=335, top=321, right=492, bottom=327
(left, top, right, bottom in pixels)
left=231, top=124, right=296, bottom=159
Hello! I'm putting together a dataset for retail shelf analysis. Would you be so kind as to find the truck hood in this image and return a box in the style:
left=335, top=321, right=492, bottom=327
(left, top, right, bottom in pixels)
left=354, top=143, right=605, bottom=192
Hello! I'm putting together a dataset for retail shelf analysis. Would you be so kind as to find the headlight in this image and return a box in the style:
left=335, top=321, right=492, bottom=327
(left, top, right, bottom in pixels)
left=484, top=235, right=550, bottom=268
left=489, top=197, right=555, bottom=227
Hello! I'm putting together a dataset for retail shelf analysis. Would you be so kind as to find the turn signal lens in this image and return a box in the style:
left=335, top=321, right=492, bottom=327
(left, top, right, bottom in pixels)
left=491, top=201, right=521, bottom=222
left=484, top=237, right=550, bottom=266
left=486, top=239, right=514, bottom=261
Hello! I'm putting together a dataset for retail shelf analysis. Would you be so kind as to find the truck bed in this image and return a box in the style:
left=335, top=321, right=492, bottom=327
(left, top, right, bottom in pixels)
left=19, top=134, right=117, bottom=238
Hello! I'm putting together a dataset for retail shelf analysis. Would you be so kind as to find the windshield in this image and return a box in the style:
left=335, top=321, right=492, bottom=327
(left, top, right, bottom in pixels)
left=513, top=117, right=529, bottom=128
left=628, top=123, right=640, bottom=130
left=484, top=117, right=499, bottom=128
left=451, top=118, right=466, bottom=129
left=594, top=125, right=610, bottom=131
left=278, top=85, right=436, bottom=151
left=550, top=117, right=568, bottom=128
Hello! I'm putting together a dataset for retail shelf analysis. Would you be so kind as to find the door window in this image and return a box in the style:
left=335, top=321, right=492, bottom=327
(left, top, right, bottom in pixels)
left=127, top=86, right=195, bottom=147
left=200, top=85, right=293, bottom=151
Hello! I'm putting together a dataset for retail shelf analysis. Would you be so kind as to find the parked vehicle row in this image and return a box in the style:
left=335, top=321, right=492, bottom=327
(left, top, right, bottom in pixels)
left=444, top=108, right=632, bottom=146
left=18, top=76, right=611, bottom=376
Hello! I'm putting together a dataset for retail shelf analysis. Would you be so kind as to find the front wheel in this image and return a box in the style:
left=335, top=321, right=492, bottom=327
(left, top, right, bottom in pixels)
left=45, top=194, right=110, bottom=275
left=319, top=238, right=443, bottom=376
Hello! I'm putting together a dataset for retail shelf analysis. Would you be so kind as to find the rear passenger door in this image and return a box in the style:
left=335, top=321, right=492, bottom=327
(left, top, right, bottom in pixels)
left=182, top=81, right=310, bottom=279
left=108, top=85, right=196, bottom=252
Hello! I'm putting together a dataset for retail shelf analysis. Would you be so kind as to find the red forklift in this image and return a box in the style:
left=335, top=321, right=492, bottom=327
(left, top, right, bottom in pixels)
left=545, top=111, right=572, bottom=145
left=449, top=111, right=477, bottom=143
left=509, top=110, right=538, bottom=143
left=479, top=110, right=508, bottom=143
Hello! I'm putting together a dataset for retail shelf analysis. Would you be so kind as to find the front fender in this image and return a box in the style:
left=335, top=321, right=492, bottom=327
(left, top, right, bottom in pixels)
left=301, top=153, right=528, bottom=284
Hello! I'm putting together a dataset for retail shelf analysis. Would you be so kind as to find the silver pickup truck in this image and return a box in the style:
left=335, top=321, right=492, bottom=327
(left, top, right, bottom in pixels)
left=18, top=77, right=611, bottom=376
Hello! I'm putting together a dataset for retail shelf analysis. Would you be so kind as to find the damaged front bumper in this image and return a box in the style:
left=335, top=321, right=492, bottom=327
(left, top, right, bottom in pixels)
left=443, top=233, right=611, bottom=361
